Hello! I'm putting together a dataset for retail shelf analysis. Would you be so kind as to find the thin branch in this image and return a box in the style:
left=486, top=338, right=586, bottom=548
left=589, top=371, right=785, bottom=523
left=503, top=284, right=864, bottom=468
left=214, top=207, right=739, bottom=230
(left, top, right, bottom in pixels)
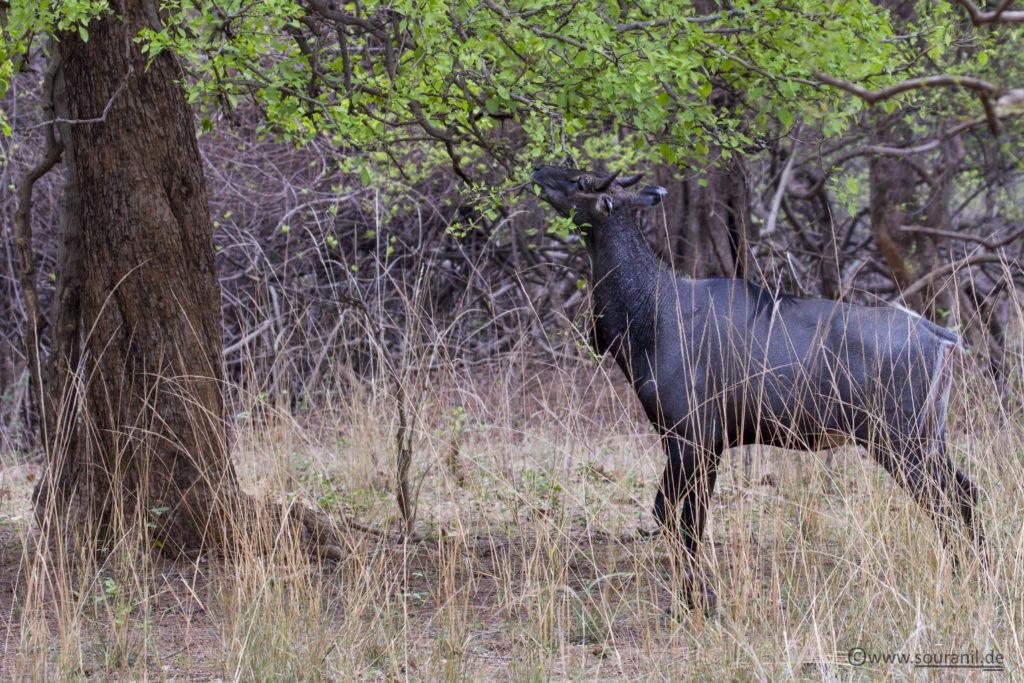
left=899, top=224, right=1024, bottom=249
left=711, top=45, right=819, bottom=87
left=815, top=71, right=1004, bottom=134
left=13, top=51, right=64, bottom=446
left=22, top=75, right=130, bottom=129
left=762, top=143, right=799, bottom=239
left=824, top=109, right=1018, bottom=169
left=836, top=147, right=936, bottom=186
left=814, top=72, right=999, bottom=101
left=992, top=0, right=1018, bottom=21
left=899, top=253, right=1019, bottom=302
left=604, top=17, right=673, bottom=31
left=685, top=9, right=749, bottom=24
left=597, top=8, right=749, bottom=32
left=838, top=139, right=943, bottom=159
left=535, top=29, right=615, bottom=63
left=394, top=379, right=414, bottom=537
left=956, top=0, right=1024, bottom=24
left=780, top=197, right=818, bottom=252
left=996, top=87, right=1024, bottom=112
left=303, top=0, right=388, bottom=38
left=407, top=100, right=472, bottom=183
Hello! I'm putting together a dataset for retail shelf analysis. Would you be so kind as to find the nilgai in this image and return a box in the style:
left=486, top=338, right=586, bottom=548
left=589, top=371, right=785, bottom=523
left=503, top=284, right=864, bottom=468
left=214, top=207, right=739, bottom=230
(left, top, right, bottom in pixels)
left=531, top=164, right=985, bottom=607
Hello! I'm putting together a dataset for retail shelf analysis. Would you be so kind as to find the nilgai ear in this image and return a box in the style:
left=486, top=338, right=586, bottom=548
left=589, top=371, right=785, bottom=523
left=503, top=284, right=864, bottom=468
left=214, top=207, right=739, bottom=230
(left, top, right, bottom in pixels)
left=595, top=194, right=614, bottom=215
left=636, top=185, right=667, bottom=207
left=619, top=173, right=644, bottom=187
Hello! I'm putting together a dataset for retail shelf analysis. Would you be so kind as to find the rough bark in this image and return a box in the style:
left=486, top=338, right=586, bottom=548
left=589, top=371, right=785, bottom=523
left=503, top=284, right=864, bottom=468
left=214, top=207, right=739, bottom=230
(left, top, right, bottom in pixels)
left=34, top=1, right=241, bottom=555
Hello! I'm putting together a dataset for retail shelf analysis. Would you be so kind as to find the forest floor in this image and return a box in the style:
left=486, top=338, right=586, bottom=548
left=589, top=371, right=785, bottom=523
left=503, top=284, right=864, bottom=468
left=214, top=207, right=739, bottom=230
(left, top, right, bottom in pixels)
left=1, top=358, right=1021, bottom=680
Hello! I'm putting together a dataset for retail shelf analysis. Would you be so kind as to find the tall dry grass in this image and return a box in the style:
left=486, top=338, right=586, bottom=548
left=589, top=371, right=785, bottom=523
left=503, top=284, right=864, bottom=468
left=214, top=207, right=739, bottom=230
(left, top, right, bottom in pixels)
left=2, top=311, right=1022, bottom=680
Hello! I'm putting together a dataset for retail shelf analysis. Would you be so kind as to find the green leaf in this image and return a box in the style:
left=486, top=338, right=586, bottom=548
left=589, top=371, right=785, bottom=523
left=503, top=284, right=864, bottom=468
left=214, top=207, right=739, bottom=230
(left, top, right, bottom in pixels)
left=779, top=108, right=793, bottom=129
left=93, top=0, right=920, bottom=207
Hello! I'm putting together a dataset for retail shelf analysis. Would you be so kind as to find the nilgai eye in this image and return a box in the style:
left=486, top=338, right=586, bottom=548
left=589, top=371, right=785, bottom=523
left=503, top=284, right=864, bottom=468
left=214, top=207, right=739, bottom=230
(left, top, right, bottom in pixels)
left=578, top=177, right=593, bottom=191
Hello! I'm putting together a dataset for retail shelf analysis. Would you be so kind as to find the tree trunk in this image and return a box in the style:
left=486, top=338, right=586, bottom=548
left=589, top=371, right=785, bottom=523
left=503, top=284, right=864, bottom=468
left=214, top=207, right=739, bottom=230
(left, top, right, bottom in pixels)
left=654, top=149, right=756, bottom=281
left=869, top=117, right=955, bottom=320
left=867, top=0, right=955, bottom=322
left=34, top=1, right=241, bottom=555
left=653, top=4, right=757, bottom=281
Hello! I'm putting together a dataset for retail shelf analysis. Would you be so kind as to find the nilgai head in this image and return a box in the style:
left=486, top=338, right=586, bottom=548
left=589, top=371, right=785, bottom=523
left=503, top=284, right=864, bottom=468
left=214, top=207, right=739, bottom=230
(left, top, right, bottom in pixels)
left=530, top=165, right=666, bottom=227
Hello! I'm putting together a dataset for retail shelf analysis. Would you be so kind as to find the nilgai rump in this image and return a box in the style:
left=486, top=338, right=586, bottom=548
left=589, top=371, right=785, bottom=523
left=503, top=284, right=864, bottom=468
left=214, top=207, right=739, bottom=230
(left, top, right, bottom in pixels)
left=531, top=165, right=985, bottom=603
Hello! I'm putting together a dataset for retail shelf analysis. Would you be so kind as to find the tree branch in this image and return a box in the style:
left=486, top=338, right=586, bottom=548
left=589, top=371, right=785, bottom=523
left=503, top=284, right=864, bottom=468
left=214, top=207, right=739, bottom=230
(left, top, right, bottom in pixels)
left=834, top=147, right=937, bottom=186
left=762, top=141, right=799, bottom=239
left=13, top=51, right=63, bottom=445
left=814, top=71, right=1005, bottom=134
left=899, top=224, right=1024, bottom=249
left=303, top=0, right=388, bottom=38
left=899, top=253, right=1019, bottom=303
left=815, top=72, right=999, bottom=101
left=956, top=0, right=1024, bottom=24
left=710, top=45, right=819, bottom=87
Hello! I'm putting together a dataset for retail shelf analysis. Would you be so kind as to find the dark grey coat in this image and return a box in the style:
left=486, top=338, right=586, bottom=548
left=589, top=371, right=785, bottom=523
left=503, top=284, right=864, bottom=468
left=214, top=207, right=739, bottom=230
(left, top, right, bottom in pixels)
left=532, top=164, right=983, bottom=573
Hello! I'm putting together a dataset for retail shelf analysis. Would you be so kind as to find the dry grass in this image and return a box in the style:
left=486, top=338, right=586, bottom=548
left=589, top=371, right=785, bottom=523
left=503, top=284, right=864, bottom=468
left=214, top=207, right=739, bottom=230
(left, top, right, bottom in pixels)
left=1, top=348, right=1022, bottom=681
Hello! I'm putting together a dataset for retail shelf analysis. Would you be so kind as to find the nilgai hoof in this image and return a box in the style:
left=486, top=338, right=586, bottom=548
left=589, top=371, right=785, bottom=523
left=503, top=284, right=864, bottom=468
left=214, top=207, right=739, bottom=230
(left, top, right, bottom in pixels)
left=667, top=571, right=717, bottom=616
left=666, top=582, right=717, bottom=618
left=686, top=582, right=718, bottom=612
left=637, top=527, right=662, bottom=539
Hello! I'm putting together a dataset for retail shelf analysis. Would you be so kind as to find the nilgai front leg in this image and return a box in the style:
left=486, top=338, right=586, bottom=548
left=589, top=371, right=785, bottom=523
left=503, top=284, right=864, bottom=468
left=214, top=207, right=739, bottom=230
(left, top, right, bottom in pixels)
left=653, top=432, right=722, bottom=609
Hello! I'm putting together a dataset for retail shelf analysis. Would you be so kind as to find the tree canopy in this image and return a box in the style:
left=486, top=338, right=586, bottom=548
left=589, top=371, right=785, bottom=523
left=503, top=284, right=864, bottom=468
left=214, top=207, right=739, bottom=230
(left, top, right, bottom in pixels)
left=149, top=0, right=901, bottom=174
left=5, top=1, right=916, bottom=174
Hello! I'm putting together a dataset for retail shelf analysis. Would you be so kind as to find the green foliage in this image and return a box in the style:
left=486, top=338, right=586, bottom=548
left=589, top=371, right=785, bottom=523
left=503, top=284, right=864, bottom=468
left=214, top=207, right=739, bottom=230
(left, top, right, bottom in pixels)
left=132, top=0, right=902, bottom=177
left=0, top=0, right=109, bottom=134
left=8, top=0, right=1017, bottom=228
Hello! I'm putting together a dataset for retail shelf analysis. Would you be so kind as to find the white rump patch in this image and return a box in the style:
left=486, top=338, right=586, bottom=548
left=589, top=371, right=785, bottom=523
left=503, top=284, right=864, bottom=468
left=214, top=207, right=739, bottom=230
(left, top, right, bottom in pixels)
left=920, top=341, right=955, bottom=438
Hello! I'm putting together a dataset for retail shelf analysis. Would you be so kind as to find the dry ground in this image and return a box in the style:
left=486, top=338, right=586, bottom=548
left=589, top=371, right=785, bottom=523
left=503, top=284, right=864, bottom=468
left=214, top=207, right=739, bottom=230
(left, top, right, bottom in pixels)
left=1, top=355, right=1022, bottom=680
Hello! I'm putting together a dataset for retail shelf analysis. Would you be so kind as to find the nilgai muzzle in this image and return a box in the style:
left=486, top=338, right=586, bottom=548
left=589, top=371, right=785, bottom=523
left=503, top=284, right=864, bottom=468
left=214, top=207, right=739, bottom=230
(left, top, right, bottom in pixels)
left=531, top=164, right=985, bottom=608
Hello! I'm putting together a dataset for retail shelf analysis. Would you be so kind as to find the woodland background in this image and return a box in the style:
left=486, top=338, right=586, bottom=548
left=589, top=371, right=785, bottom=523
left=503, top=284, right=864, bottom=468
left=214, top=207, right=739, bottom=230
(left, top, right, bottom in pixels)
left=5, top=0, right=1024, bottom=437
left=1, top=0, right=1023, bottom=678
